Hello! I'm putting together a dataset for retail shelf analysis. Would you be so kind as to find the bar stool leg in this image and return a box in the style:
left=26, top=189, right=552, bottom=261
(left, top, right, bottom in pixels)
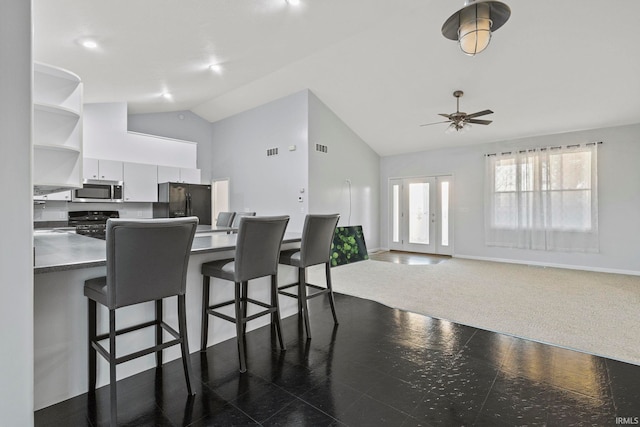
left=201, top=276, right=210, bottom=351
left=88, top=299, right=97, bottom=392
left=108, top=309, right=118, bottom=427
left=234, top=282, right=247, bottom=373
left=271, top=274, right=286, bottom=351
left=178, top=295, right=195, bottom=396
left=326, top=262, right=339, bottom=325
left=241, top=281, right=248, bottom=336
left=299, top=267, right=312, bottom=339
left=297, top=267, right=304, bottom=315
left=155, top=299, right=163, bottom=367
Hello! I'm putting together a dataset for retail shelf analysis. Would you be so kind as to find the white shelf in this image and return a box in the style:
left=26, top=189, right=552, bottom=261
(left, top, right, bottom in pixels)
left=33, top=63, right=83, bottom=196
left=34, top=103, right=81, bottom=150
left=33, top=144, right=82, bottom=155
left=34, top=102, right=81, bottom=118
left=33, top=62, right=82, bottom=112
left=34, top=62, right=81, bottom=83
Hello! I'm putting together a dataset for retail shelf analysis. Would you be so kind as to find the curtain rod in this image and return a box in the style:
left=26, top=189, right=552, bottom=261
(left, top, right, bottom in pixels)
left=484, top=141, right=603, bottom=157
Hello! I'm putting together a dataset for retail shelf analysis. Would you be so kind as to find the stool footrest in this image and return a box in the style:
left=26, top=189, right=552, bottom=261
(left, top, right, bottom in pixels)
left=278, top=283, right=298, bottom=291
left=91, top=337, right=182, bottom=365
left=95, top=319, right=157, bottom=341
left=306, top=283, right=330, bottom=300
left=208, top=298, right=277, bottom=324
left=278, top=290, right=299, bottom=299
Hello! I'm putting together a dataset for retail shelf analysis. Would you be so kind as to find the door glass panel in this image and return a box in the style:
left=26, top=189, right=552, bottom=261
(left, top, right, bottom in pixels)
left=441, top=181, right=449, bottom=246
left=392, top=184, right=400, bottom=243
left=409, top=182, right=429, bottom=245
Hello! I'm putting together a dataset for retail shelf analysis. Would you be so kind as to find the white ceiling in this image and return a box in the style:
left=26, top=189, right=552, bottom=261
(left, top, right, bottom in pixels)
left=34, top=0, right=640, bottom=156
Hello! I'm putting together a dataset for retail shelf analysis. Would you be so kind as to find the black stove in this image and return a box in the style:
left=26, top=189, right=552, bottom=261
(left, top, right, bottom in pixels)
left=68, top=211, right=119, bottom=240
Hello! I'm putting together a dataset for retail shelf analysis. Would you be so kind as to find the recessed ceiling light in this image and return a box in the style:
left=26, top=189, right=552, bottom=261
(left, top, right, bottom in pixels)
left=161, top=92, right=173, bottom=100
left=286, top=0, right=301, bottom=5
left=209, top=64, right=223, bottom=74
left=81, top=40, right=98, bottom=49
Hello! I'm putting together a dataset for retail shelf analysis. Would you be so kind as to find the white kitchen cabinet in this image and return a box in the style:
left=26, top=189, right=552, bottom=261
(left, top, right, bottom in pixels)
left=157, top=166, right=201, bottom=184
left=83, top=158, right=123, bottom=181
left=33, top=63, right=83, bottom=195
left=123, top=162, right=158, bottom=202
left=157, top=165, right=180, bottom=183
left=179, top=167, right=201, bottom=184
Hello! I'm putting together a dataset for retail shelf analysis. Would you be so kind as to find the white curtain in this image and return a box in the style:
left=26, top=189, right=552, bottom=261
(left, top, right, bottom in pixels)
left=485, top=144, right=599, bottom=252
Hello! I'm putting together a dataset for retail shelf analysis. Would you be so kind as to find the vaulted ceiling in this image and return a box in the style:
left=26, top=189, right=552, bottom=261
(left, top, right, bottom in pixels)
left=34, top=0, right=640, bottom=156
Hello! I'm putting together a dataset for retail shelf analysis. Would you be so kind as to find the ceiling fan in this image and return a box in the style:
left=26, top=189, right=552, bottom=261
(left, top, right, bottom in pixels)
left=420, top=90, right=493, bottom=132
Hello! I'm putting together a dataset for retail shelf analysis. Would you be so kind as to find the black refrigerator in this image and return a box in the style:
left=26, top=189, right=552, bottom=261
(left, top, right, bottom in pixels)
left=153, top=182, right=212, bottom=225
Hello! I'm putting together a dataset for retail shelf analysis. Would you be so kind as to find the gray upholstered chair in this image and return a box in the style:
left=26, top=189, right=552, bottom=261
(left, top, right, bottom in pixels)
left=230, top=211, right=256, bottom=229
left=215, top=211, right=236, bottom=227
left=200, top=215, right=289, bottom=373
left=278, top=214, right=340, bottom=339
left=84, top=217, right=198, bottom=427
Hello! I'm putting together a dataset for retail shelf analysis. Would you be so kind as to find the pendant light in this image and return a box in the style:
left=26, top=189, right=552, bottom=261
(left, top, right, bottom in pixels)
left=442, top=0, right=511, bottom=56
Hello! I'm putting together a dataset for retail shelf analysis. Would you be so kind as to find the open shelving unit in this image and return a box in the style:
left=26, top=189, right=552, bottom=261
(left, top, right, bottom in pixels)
left=33, top=62, right=83, bottom=196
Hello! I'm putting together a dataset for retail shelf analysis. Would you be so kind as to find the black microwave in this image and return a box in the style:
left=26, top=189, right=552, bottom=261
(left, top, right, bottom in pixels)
left=72, top=180, right=124, bottom=202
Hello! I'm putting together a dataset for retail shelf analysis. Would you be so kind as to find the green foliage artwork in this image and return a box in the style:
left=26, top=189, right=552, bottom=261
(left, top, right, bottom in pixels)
left=331, top=226, right=369, bottom=267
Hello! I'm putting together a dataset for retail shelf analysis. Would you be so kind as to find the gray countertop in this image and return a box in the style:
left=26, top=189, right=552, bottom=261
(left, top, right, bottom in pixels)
left=196, top=224, right=236, bottom=233
left=34, top=229, right=301, bottom=274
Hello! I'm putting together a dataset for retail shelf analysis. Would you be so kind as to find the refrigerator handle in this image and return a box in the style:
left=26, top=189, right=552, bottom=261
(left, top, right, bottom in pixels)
left=186, top=192, right=191, bottom=216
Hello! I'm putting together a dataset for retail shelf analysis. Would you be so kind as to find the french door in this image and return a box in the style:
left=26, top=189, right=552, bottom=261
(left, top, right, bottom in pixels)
left=389, top=175, right=452, bottom=255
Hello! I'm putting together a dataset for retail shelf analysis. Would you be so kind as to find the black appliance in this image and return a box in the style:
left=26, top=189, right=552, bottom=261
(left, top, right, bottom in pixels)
left=71, top=180, right=124, bottom=203
left=153, top=182, right=212, bottom=225
left=68, top=210, right=119, bottom=240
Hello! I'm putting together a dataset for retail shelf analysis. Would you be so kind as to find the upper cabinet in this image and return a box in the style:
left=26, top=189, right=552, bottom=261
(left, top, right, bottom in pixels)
left=157, top=166, right=201, bottom=184
left=33, top=63, right=83, bottom=195
left=84, top=158, right=123, bottom=181
left=123, top=162, right=158, bottom=202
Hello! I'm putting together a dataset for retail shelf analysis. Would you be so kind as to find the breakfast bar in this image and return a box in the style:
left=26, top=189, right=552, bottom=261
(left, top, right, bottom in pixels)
left=33, top=230, right=301, bottom=410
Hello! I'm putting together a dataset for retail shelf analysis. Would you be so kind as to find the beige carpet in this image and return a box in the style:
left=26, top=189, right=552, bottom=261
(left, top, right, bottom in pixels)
left=309, top=258, right=640, bottom=366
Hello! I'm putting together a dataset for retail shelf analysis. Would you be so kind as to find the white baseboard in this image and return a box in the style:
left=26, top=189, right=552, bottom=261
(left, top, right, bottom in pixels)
left=454, top=254, right=640, bottom=276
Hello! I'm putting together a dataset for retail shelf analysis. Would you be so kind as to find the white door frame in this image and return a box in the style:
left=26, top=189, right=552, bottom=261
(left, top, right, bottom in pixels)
left=211, top=178, right=230, bottom=224
left=388, top=175, right=453, bottom=255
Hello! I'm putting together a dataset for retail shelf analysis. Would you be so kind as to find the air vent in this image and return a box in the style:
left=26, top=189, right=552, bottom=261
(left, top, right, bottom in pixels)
left=266, top=147, right=279, bottom=157
left=315, top=143, right=328, bottom=153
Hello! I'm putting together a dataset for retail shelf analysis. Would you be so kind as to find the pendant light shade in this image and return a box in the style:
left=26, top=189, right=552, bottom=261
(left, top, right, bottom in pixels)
left=442, top=0, right=510, bottom=56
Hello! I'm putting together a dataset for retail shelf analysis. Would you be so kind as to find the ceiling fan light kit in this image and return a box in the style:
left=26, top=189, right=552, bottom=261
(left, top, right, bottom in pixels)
left=442, top=0, right=511, bottom=56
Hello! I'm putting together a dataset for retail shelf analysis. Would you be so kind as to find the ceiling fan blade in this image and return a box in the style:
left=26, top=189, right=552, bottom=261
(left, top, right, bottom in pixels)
left=465, top=109, right=494, bottom=119
left=466, top=119, right=492, bottom=125
left=419, top=120, right=450, bottom=127
left=438, top=113, right=452, bottom=118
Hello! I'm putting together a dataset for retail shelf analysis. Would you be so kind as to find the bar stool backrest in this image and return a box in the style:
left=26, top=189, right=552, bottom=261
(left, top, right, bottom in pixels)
left=299, top=214, right=340, bottom=267
left=234, top=216, right=289, bottom=282
left=216, top=211, right=235, bottom=227
left=106, top=217, right=198, bottom=309
left=231, top=211, right=256, bottom=229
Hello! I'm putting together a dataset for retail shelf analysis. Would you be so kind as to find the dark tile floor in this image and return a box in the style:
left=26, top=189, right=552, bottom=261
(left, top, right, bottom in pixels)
left=36, top=293, right=640, bottom=426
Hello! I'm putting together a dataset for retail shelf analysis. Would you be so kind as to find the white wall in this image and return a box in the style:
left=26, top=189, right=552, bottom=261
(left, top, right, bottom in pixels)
left=83, top=103, right=197, bottom=168
left=210, top=90, right=309, bottom=232
left=308, top=92, right=380, bottom=250
left=128, top=110, right=214, bottom=183
left=0, top=0, right=34, bottom=424
left=380, top=123, right=640, bottom=274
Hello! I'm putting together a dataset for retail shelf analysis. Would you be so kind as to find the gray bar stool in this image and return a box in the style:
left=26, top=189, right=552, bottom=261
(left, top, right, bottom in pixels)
left=230, top=211, right=256, bottom=231
left=84, top=217, right=198, bottom=427
left=278, top=214, right=340, bottom=339
left=200, top=215, right=289, bottom=373
left=215, top=211, right=235, bottom=227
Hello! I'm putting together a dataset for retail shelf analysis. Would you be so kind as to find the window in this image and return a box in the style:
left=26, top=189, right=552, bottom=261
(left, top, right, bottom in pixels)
left=485, top=144, right=598, bottom=252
